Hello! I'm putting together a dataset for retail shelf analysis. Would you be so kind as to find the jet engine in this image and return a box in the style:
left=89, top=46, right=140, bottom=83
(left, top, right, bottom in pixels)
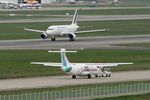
left=68, top=33, right=76, bottom=41
left=41, top=33, right=48, bottom=39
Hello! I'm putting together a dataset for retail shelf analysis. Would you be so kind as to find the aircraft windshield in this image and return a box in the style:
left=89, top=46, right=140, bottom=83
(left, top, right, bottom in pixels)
left=48, top=28, right=54, bottom=30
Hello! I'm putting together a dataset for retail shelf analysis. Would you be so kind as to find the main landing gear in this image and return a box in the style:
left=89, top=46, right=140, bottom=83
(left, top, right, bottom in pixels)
left=72, top=75, right=76, bottom=79
left=51, top=37, right=56, bottom=41
left=95, top=74, right=98, bottom=77
left=69, top=38, right=75, bottom=41
left=100, top=71, right=111, bottom=77
left=88, top=74, right=91, bottom=79
left=95, top=71, right=111, bottom=78
left=72, top=74, right=92, bottom=79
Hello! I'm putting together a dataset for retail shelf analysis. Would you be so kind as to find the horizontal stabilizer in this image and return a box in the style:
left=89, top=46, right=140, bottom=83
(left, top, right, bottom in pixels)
left=48, top=48, right=77, bottom=53
left=48, top=50, right=77, bottom=53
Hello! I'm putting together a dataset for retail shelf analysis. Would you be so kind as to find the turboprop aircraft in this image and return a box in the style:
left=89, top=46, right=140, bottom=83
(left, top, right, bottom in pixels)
left=25, top=9, right=107, bottom=41
left=31, top=48, right=133, bottom=79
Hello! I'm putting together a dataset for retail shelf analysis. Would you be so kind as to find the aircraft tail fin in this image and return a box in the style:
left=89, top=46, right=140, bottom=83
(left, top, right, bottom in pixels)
left=48, top=48, right=77, bottom=67
left=72, top=9, right=78, bottom=25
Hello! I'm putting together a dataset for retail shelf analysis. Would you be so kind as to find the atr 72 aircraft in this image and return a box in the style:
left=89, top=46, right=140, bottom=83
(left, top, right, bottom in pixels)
left=31, top=48, right=133, bottom=79
left=25, top=9, right=107, bottom=41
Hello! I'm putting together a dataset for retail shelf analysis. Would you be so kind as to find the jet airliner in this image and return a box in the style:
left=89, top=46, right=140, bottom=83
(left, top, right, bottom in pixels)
left=31, top=48, right=133, bottom=79
left=25, top=9, right=107, bottom=41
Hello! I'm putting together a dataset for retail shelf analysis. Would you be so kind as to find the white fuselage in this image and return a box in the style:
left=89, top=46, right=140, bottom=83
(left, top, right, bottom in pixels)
left=66, top=64, right=111, bottom=78
left=66, top=64, right=101, bottom=76
left=46, top=24, right=79, bottom=37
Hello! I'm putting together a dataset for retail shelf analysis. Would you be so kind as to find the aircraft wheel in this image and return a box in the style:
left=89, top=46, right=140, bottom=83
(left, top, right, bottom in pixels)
left=69, top=38, right=74, bottom=41
left=88, top=74, right=91, bottom=79
left=102, top=74, right=104, bottom=77
left=95, top=74, right=98, bottom=77
left=51, top=37, right=56, bottom=41
left=108, top=74, right=111, bottom=77
left=72, top=75, right=76, bottom=79
left=105, top=74, right=108, bottom=77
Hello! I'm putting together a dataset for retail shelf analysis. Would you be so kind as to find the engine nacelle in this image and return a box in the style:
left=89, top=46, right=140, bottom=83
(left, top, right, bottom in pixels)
left=41, top=33, right=48, bottom=39
left=68, top=33, right=77, bottom=39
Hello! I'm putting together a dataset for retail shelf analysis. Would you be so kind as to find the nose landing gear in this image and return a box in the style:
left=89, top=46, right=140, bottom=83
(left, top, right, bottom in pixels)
left=51, top=37, right=56, bottom=41
left=101, top=71, right=111, bottom=77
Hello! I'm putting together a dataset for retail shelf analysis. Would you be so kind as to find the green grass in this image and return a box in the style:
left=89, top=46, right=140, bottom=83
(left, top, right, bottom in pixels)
left=0, top=19, right=150, bottom=40
left=94, top=93, right=150, bottom=100
left=1, top=8, right=150, bottom=15
left=1, top=8, right=150, bottom=20
left=0, top=50, right=63, bottom=79
left=0, top=49, right=150, bottom=79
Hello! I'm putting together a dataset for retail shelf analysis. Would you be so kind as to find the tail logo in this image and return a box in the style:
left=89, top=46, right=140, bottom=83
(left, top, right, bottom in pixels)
left=63, top=67, right=72, bottom=72
left=72, top=9, right=78, bottom=24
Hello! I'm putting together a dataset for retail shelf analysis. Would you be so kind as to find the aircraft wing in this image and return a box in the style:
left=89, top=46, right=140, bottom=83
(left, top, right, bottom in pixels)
left=31, top=62, right=62, bottom=67
left=73, top=63, right=133, bottom=68
left=76, top=29, right=108, bottom=33
left=24, top=28, right=45, bottom=33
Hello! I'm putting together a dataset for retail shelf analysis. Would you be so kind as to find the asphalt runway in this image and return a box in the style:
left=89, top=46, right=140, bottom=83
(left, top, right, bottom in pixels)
left=1, top=15, right=150, bottom=23
left=0, top=6, right=150, bottom=11
left=0, top=70, right=149, bottom=91
left=0, top=35, right=150, bottom=50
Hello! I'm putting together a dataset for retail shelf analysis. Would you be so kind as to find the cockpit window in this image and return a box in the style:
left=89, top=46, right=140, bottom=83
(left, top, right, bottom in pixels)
left=48, top=28, right=54, bottom=30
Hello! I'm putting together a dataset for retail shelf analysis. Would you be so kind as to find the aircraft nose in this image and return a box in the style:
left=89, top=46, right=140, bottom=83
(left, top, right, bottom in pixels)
left=46, top=30, right=52, bottom=34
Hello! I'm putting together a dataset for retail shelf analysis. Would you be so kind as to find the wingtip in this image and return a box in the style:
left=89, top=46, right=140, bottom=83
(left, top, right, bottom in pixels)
left=106, top=29, right=110, bottom=31
left=30, top=62, right=34, bottom=64
left=48, top=50, right=52, bottom=52
left=24, top=28, right=27, bottom=30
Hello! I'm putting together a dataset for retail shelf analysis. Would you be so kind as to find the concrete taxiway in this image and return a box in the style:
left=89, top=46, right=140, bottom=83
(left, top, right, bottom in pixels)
left=0, top=6, right=150, bottom=11
left=1, top=15, right=150, bottom=23
left=0, top=70, right=149, bottom=91
left=0, top=35, right=150, bottom=50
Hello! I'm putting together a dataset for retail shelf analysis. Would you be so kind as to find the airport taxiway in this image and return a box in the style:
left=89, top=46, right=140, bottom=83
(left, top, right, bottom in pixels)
left=0, top=6, right=150, bottom=11
left=0, top=35, right=150, bottom=50
left=0, top=70, right=149, bottom=91
left=1, top=15, right=150, bottom=23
